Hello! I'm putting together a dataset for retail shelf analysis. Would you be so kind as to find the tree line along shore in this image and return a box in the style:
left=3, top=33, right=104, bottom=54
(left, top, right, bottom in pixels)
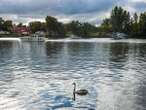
left=0, top=6, right=146, bottom=39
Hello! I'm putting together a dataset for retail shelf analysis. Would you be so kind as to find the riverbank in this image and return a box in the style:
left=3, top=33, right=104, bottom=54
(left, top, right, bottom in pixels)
left=1, top=37, right=146, bottom=44
left=0, top=32, right=145, bottom=40
left=0, top=33, right=28, bottom=38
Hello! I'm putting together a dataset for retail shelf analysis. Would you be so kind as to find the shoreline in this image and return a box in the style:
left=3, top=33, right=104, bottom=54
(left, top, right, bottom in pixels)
left=0, top=32, right=146, bottom=39
left=0, top=37, right=146, bottom=44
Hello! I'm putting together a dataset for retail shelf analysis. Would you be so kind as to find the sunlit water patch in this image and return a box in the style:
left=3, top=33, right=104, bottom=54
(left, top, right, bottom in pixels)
left=0, top=39, right=146, bottom=110
left=46, top=38, right=146, bottom=44
left=0, top=38, right=21, bottom=42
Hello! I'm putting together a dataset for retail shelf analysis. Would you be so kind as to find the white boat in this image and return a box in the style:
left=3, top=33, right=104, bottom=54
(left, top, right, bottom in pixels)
left=68, top=34, right=81, bottom=39
left=20, top=35, right=46, bottom=42
left=112, top=32, right=128, bottom=40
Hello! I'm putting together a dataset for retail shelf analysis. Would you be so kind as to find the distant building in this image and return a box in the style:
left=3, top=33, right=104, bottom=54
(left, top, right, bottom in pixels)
left=12, top=26, right=30, bottom=35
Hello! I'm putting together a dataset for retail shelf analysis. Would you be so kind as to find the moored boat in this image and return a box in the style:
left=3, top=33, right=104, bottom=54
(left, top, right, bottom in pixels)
left=112, top=32, right=128, bottom=40
left=20, top=32, right=47, bottom=42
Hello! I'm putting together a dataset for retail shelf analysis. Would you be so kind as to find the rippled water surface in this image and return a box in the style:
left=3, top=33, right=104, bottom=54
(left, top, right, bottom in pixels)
left=0, top=39, right=146, bottom=110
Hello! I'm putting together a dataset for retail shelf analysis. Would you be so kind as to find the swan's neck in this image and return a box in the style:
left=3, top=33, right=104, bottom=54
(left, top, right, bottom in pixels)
left=73, top=84, right=76, bottom=93
left=73, top=83, right=76, bottom=101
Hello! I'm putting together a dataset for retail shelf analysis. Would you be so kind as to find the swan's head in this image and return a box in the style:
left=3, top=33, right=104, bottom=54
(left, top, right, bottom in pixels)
left=72, top=82, right=76, bottom=86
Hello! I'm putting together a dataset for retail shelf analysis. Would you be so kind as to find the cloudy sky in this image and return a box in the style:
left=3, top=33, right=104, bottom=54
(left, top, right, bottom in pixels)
left=0, top=0, right=146, bottom=25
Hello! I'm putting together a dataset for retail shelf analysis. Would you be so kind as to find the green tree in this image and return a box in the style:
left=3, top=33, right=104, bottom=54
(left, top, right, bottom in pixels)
left=80, top=23, right=97, bottom=37
left=134, top=12, right=138, bottom=23
left=123, top=11, right=131, bottom=33
left=65, top=21, right=97, bottom=37
left=45, top=16, right=65, bottom=38
left=111, top=6, right=131, bottom=33
left=3, top=20, right=13, bottom=32
left=101, top=18, right=112, bottom=32
left=65, top=21, right=81, bottom=36
left=131, top=13, right=139, bottom=35
left=0, top=18, right=4, bottom=31
left=29, top=21, right=44, bottom=33
left=139, top=12, right=146, bottom=34
left=17, top=23, right=23, bottom=27
left=40, top=22, right=46, bottom=32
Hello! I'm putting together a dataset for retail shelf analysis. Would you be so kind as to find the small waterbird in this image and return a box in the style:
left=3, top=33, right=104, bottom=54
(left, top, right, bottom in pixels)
left=73, top=82, right=88, bottom=96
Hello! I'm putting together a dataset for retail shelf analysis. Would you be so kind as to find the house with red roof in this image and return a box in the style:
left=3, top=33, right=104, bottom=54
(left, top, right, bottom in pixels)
left=12, top=26, right=30, bottom=35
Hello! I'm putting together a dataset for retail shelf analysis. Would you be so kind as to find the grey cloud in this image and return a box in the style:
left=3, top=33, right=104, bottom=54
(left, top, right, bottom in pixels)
left=0, top=0, right=117, bottom=15
left=0, top=0, right=142, bottom=25
left=53, top=0, right=117, bottom=14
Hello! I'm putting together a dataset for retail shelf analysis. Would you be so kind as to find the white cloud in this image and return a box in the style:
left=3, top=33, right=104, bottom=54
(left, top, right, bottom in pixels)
left=130, top=0, right=146, bottom=3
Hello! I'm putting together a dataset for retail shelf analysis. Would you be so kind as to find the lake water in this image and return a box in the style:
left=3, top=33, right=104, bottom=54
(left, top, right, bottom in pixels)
left=0, top=38, right=146, bottom=110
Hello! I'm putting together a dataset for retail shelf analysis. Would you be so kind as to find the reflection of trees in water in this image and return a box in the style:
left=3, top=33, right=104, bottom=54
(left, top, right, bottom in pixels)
left=124, top=43, right=146, bottom=67
left=108, top=43, right=146, bottom=73
left=109, top=43, right=146, bottom=109
left=131, top=44, right=146, bottom=110
left=66, top=43, right=95, bottom=56
left=109, top=43, right=129, bottom=70
left=45, top=42, right=70, bottom=71
left=45, top=42, right=95, bottom=58
left=109, top=43, right=129, bottom=62
left=46, top=42, right=81, bottom=56
left=132, top=44, right=146, bottom=58
left=45, top=42, right=64, bottom=58
left=25, top=42, right=46, bottom=58
left=45, top=42, right=96, bottom=72
left=0, top=41, right=19, bottom=83
left=128, top=44, right=146, bottom=110
left=0, top=41, right=14, bottom=58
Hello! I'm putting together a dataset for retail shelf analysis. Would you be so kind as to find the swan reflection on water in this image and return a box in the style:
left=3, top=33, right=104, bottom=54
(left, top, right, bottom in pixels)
left=39, top=89, right=94, bottom=110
